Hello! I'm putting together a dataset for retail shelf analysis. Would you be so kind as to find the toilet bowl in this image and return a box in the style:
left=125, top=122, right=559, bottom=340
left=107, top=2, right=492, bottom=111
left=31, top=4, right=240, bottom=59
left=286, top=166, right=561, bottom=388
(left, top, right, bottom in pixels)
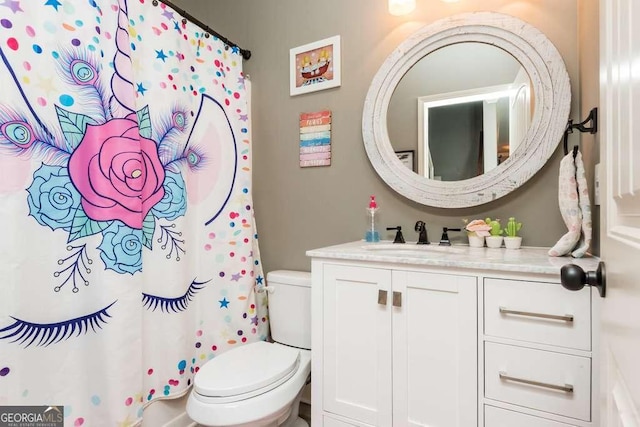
left=187, top=341, right=311, bottom=427
left=186, top=270, right=312, bottom=427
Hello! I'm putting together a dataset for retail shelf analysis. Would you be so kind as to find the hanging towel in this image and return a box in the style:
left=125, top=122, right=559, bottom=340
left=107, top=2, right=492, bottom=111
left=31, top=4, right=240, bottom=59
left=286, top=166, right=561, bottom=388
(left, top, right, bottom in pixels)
left=549, top=150, right=592, bottom=257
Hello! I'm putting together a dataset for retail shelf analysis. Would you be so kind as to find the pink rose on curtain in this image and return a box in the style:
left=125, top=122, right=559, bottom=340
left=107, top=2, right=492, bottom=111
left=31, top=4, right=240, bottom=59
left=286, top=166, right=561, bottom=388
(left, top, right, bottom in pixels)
left=68, top=115, right=165, bottom=229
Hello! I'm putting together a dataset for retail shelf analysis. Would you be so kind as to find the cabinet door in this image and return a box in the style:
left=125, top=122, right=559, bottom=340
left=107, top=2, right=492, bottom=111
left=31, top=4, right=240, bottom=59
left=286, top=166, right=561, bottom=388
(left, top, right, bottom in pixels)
left=392, top=270, right=477, bottom=427
left=323, top=264, right=392, bottom=426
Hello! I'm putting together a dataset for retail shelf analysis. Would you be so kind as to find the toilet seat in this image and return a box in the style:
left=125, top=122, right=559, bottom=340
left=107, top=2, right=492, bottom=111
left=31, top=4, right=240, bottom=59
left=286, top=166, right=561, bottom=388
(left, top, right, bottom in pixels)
left=187, top=344, right=312, bottom=427
left=194, top=341, right=301, bottom=403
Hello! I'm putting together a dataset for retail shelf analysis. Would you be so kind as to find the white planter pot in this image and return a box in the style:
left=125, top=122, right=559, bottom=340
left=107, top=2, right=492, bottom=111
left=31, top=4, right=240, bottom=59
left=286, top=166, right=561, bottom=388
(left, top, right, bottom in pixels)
left=467, top=234, right=485, bottom=248
left=486, top=236, right=504, bottom=249
left=504, top=236, right=522, bottom=249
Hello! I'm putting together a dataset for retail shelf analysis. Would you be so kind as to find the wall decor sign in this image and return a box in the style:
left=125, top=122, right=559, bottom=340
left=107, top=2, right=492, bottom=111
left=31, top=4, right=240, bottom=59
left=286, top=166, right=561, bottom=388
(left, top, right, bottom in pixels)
left=290, top=36, right=341, bottom=96
left=300, top=110, right=331, bottom=167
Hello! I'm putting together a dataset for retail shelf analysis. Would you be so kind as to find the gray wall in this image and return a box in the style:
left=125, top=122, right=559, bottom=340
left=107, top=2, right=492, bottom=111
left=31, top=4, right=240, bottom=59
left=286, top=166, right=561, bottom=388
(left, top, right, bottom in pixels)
left=173, top=0, right=593, bottom=273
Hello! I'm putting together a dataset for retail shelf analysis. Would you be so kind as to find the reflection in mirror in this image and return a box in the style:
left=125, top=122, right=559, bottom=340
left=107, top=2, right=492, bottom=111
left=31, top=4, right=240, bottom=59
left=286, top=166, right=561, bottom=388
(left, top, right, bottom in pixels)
left=425, top=94, right=509, bottom=180
left=387, top=42, right=533, bottom=181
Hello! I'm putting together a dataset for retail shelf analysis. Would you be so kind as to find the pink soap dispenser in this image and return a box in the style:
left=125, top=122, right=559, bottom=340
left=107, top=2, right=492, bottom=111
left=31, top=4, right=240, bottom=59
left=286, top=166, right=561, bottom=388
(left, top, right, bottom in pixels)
left=365, top=195, right=380, bottom=242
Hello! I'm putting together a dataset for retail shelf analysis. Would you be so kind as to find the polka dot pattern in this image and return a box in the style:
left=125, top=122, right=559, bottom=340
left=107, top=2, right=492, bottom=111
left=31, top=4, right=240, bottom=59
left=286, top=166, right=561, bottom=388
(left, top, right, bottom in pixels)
left=0, top=0, right=263, bottom=424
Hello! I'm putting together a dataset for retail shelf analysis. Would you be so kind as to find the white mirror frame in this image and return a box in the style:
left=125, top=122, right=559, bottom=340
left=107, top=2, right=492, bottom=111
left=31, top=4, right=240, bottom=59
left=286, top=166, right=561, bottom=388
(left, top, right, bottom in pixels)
left=362, top=12, right=571, bottom=208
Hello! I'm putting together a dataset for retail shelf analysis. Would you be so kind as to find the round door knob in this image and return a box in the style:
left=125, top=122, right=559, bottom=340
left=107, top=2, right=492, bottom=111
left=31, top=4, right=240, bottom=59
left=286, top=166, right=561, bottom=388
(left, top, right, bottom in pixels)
left=560, top=261, right=606, bottom=298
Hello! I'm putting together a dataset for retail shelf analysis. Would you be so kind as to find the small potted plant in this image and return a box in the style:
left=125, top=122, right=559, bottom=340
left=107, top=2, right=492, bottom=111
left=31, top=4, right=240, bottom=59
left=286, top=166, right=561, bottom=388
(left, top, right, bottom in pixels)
left=464, top=219, right=491, bottom=248
left=484, top=218, right=503, bottom=248
left=503, top=217, right=523, bottom=249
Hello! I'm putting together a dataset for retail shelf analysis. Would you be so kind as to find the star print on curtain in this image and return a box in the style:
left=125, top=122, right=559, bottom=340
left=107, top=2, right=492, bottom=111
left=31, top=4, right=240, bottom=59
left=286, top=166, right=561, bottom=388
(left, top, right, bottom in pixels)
left=0, top=0, right=267, bottom=424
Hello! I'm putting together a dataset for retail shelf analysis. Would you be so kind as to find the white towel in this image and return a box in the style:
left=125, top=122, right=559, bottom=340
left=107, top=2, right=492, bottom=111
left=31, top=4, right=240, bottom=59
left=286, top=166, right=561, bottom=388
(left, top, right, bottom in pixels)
left=548, top=150, right=592, bottom=258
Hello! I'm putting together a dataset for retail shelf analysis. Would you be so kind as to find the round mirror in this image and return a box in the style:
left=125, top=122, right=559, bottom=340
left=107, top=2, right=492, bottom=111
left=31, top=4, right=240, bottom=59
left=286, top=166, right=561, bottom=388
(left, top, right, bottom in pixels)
left=363, top=12, right=570, bottom=208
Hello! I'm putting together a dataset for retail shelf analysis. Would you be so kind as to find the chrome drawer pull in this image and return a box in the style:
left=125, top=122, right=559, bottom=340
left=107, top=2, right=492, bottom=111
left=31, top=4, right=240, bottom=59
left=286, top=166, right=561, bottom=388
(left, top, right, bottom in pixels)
left=378, top=289, right=388, bottom=305
left=499, top=371, right=574, bottom=393
left=499, top=307, right=574, bottom=322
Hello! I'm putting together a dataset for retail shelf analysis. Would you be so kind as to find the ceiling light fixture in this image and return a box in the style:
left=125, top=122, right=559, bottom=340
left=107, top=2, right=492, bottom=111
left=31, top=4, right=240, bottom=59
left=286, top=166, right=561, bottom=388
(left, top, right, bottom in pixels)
left=388, top=0, right=416, bottom=16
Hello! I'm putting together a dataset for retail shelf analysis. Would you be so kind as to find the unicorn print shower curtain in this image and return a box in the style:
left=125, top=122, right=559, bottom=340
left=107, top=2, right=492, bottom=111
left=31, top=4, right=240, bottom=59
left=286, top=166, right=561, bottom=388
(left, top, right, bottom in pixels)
left=0, top=0, right=266, bottom=424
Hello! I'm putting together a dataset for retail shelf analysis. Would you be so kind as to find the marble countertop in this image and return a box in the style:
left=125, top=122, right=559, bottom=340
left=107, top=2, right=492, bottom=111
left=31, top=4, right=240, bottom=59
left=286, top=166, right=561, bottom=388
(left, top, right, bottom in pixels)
left=306, top=240, right=601, bottom=276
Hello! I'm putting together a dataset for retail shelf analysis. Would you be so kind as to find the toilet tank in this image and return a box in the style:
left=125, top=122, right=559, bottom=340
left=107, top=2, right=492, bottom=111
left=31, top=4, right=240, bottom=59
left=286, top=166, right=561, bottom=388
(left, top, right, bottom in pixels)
left=266, top=270, right=311, bottom=350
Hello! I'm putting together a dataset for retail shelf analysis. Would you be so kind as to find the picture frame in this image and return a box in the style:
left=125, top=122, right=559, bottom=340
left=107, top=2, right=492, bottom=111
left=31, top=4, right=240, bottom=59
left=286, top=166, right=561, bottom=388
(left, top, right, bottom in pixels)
left=290, top=35, right=341, bottom=96
left=395, top=150, right=415, bottom=172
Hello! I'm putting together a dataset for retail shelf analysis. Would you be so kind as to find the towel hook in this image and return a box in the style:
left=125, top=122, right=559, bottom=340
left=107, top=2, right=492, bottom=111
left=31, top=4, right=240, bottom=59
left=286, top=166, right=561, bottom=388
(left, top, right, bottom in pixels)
left=563, top=107, right=598, bottom=157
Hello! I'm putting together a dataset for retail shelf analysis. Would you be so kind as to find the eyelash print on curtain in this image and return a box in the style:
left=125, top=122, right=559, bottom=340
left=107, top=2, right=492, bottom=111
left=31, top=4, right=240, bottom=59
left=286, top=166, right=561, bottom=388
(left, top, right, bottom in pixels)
left=0, top=0, right=266, bottom=424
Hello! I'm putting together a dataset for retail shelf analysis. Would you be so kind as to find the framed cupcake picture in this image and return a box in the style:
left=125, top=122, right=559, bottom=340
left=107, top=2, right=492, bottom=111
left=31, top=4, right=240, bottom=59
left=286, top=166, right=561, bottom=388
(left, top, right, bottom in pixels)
left=290, top=35, right=341, bottom=96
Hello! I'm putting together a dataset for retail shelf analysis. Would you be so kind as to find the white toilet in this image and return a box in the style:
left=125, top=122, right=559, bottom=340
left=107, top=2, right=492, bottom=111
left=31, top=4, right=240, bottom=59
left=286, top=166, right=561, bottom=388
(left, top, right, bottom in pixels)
left=187, top=270, right=312, bottom=427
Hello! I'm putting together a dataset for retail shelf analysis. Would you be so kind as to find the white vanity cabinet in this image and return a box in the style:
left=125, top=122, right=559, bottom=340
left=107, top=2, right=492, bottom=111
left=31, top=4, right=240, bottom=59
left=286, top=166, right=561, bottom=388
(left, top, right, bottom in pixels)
left=307, top=242, right=600, bottom=427
left=314, top=262, right=477, bottom=427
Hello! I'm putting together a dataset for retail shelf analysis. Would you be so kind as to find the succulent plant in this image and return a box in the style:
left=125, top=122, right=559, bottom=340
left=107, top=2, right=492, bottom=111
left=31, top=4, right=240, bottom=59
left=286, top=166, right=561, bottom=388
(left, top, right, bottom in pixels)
left=485, top=218, right=503, bottom=236
left=504, top=217, right=522, bottom=237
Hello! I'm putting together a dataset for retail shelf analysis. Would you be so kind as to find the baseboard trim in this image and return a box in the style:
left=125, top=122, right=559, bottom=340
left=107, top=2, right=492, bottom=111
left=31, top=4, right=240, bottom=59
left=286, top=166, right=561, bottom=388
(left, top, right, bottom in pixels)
left=142, top=391, right=195, bottom=427
left=163, top=411, right=196, bottom=427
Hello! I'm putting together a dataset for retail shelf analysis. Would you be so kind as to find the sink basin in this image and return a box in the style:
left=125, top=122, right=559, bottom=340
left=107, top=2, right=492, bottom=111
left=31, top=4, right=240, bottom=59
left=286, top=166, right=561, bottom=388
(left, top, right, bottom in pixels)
left=360, top=243, right=465, bottom=255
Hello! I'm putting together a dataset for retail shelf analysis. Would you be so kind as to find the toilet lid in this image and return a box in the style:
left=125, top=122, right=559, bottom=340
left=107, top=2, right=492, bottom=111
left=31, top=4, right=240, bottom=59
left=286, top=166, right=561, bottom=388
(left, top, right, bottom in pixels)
left=194, top=341, right=300, bottom=397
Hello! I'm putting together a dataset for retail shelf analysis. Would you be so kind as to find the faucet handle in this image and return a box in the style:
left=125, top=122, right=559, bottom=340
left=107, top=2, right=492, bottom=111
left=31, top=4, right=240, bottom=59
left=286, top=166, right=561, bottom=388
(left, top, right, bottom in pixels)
left=386, top=226, right=405, bottom=244
left=414, top=221, right=430, bottom=245
left=439, top=227, right=461, bottom=246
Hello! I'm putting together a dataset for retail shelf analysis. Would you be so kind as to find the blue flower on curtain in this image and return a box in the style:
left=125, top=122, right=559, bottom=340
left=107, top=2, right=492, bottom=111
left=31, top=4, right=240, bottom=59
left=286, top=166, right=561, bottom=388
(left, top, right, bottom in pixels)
left=152, top=172, right=188, bottom=221
left=98, top=222, right=144, bottom=275
left=26, top=165, right=82, bottom=231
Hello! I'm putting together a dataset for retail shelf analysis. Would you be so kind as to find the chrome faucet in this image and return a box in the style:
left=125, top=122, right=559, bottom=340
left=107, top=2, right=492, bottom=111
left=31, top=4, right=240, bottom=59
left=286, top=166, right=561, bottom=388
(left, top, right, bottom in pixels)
left=414, top=221, right=429, bottom=245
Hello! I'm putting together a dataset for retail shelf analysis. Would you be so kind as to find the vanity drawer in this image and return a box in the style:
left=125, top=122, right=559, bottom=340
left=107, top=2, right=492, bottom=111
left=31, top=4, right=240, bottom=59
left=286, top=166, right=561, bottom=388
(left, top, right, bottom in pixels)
left=485, top=342, right=591, bottom=421
left=484, top=278, right=591, bottom=350
left=485, top=405, right=578, bottom=426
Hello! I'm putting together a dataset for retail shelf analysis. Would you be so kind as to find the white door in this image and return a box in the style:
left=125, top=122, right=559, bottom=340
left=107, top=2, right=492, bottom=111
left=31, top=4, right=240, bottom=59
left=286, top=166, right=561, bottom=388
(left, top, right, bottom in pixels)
left=509, top=67, right=531, bottom=153
left=392, top=270, right=477, bottom=426
left=599, top=0, right=640, bottom=424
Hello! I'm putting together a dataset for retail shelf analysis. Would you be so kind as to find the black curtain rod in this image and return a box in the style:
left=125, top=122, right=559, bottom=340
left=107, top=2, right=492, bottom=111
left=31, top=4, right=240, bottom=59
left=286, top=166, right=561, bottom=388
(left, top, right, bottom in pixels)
left=152, top=0, right=251, bottom=60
